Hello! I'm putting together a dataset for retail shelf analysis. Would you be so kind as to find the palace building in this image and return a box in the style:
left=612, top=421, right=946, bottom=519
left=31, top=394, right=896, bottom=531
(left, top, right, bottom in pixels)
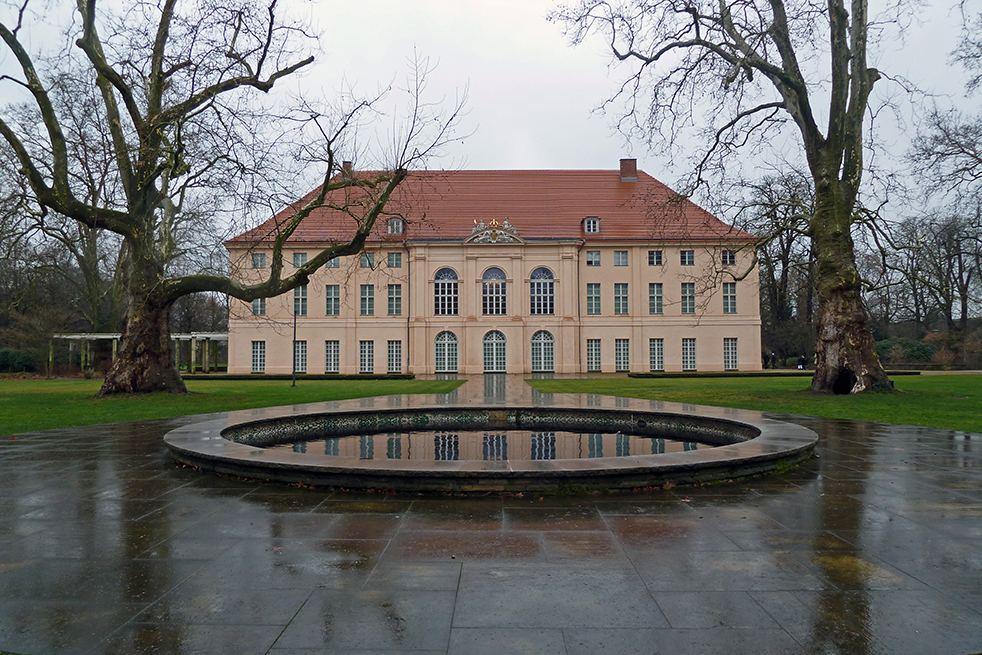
left=225, top=159, right=761, bottom=375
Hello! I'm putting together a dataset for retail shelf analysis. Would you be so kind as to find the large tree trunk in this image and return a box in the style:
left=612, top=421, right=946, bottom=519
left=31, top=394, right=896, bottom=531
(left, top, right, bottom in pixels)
left=809, top=185, right=892, bottom=394
left=98, top=256, right=185, bottom=396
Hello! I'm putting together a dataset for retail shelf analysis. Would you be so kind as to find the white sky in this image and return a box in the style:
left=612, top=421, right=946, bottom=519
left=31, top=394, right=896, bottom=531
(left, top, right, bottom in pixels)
left=299, top=0, right=970, bottom=190
left=0, top=0, right=971, bottom=203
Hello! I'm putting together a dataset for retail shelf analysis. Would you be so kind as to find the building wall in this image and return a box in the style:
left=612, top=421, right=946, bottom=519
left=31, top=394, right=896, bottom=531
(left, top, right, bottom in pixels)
left=227, top=240, right=762, bottom=375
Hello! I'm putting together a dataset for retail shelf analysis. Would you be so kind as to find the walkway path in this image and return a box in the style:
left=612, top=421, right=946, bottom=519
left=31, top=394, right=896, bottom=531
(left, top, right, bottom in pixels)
left=1, top=377, right=981, bottom=654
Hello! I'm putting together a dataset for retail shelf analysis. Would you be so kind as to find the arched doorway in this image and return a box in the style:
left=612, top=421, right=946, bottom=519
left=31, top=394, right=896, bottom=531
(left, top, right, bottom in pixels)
left=483, top=330, right=506, bottom=373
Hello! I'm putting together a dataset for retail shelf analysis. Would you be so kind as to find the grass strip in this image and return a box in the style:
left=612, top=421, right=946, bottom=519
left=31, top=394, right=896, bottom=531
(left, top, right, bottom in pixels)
left=1, top=377, right=463, bottom=435
left=527, top=374, right=982, bottom=434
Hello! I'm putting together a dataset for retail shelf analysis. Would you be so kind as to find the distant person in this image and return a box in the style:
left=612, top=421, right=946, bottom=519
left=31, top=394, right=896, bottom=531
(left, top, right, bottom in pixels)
left=797, top=355, right=806, bottom=370
left=770, top=353, right=778, bottom=369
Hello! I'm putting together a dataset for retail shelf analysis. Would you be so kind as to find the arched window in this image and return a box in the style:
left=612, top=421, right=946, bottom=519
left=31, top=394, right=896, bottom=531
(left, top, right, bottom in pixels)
left=434, top=331, right=458, bottom=373
left=434, top=268, right=458, bottom=315
left=482, top=268, right=507, bottom=315
left=531, top=330, right=555, bottom=372
left=483, top=330, right=506, bottom=373
left=529, top=267, right=554, bottom=315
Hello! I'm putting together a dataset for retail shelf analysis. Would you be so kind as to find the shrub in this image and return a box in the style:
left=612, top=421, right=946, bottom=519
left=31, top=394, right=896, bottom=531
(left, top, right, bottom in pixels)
left=0, top=349, right=37, bottom=373
left=875, top=338, right=937, bottom=363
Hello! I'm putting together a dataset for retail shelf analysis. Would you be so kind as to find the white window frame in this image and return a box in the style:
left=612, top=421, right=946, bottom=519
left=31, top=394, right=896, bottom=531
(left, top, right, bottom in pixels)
left=724, top=337, right=738, bottom=371
left=529, top=268, right=555, bottom=315
left=682, top=338, right=697, bottom=371
left=434, top=268, right=459, bottom=316
left=483, top=330, right=507, bottom=373
left=649, top=283, right=663, bottom=315
left=586, top=338, right=601, bottom=372
left=722, top=250, right=737, bottom=266
left=252, top=253, right=266, bottom=269
left=359, top=340, right=374, bottom=374
left=681, top=283, right=696, bottom=314
left=360, top=252, right=374, bottom=268
left=614, top=283, right=629, bottom=314
left=360, top=284, right=374, bottom=316
left=252, top=297, right=265, bottom=316
left=325, top=257, right=339, bottom=268
left=680, top=250, right=695, bottom=266
left=294, top=285, right=307, bottom=316
left=387, top=217, right=404, bottom=235
left=531, top=331, right=555, bottom=373
left=586, top=283, right=601, bottom=315
left=584, top=217, right=599, bottom=234
left=586, top=251, right=600, bottom=266
left=387, top=252, right=402, bottom=268
left=293, top=340, right=307, bottom=374
left=251, top=341, right=265, bottom=373
left=615, top=338, right=630, bottom=372
left=435, top=331, right=458, bottom=373
left=723, top=282, right=737, bottom=314
left=614, top=250, right=628, bottom=266
left=293, top=252, right=307, bottom=267
left=388, top=284, right=402, bottom=316
left=325, top=285, right=340, bottom=316
left=388, top=340, right=402, bottom=373
left=648, top=250, right=662, bottom=266
left=325, top=340, right=339, bottom=373
left=482, top=268, right=507, bottom=316
left=649, top=338, right=664, bottom=371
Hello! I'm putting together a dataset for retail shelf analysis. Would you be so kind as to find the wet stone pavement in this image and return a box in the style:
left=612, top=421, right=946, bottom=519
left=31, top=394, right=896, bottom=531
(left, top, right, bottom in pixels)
left=2, top=388, right=982, bottom=654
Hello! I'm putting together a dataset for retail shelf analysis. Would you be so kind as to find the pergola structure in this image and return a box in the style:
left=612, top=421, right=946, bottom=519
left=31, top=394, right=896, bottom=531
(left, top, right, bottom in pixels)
left=51, top=333, right=229, bottom=375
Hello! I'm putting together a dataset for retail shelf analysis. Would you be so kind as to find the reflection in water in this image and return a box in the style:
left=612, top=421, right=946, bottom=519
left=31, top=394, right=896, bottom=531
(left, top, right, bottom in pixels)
left=267, top=430, right=704, bottom=462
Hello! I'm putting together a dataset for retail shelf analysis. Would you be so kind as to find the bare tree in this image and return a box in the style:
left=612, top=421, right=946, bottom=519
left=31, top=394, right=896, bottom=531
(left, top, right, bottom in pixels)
left=556, top=0, right=895, bottom=392
left=0, top=0, right=462, bottom=394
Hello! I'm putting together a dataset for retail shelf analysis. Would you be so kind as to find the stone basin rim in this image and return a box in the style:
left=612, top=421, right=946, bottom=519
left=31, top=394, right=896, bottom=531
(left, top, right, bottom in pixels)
left=163, top=392, right=819, bottom=492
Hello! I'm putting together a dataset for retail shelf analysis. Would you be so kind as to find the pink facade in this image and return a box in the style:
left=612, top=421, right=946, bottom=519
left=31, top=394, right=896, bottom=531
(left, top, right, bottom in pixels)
left=226, top=161, right=762, bottom=375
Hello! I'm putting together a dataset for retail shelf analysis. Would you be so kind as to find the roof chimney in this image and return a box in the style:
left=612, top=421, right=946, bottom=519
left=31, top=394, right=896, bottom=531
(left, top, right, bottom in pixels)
left=342, top=161, right=353, bottom=180
left=619, top=158, right=638, bottom=182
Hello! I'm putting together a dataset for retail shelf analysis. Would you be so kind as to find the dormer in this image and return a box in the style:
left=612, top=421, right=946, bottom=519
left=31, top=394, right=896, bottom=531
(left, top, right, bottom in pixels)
left=583, top=216, right=601, bottom=235
left=387, top=217, right=405, bottom=236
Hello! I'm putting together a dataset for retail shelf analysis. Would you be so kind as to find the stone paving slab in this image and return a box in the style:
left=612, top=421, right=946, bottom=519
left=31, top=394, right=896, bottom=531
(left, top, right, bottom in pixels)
left=1, top=376, right=981, bottom=654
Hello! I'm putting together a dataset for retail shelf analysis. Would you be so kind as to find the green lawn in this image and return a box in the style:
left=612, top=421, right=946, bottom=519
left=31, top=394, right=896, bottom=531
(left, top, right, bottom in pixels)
left=527, top=374, right=982, bottom=434
left=3, top=374, right=980, bottom=435
left=1, top=377, right=463, bottom=435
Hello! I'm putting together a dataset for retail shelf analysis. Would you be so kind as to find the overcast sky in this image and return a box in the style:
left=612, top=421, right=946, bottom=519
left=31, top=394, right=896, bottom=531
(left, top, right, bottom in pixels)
left=0, top=0, right=970, bottom=199
left=300, top=0, right=970, bottom=189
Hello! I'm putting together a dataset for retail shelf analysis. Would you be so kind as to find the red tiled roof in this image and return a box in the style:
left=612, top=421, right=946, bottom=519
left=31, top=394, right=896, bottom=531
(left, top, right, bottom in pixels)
left=225, top=168, right=754, bottom=246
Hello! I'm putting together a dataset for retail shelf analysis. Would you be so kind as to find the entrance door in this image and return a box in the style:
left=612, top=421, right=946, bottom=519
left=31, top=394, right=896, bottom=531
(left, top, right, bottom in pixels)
left=483, top=331, right=506, bottom=372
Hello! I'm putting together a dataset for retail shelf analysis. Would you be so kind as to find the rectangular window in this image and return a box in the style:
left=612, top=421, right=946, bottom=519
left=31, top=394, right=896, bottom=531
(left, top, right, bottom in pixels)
left=586, top=251, right=600, bottom=266
left=387, top=252, right=402, bottom=268
left=614, top=250, right=628, bottom=266
left=723, top=282, right=737, bottom=314
left=680, top=250, right=695, bottom=266
left=584, top=217, right=599, bottom=233
left=681, top=282, right=695, bottom=314
left=724, top=337, right=738, bottom=371
left=360, top=252, right=374, bottom=268
left=648, top=250, right=662, bottom=266
left=251, top=297, right=265, bottom=316
left=252, top=253, right=266, bottom=269
left=586, top=283, right=601, bottom=315
left=359, top=341, right=374, bottom=374
left=587, top=339, right=601, bottom=372
left=682, top=338, right=697, bottom=371
left=388, top=340, right=402, bottom=373
left=293, top=340, right=307, bottom=374
left=529, top=278, right=554, bottom=315
left=388, top=284, right=402, bottom=315
left=360, top=284, right=374, bottom=316
left=722, top=250, right=737, bottom=266
left=325, top=285, right=340, bottom=316
left=293, top=252, right=307, bottom=267
left=325, top=340, right=339, bottom=373
left=648, top=283, right=663, bottom=315
left=649, top=338, right=664, bottom=371
left=434, top=277, right=459, bottom=316
left=251, top=341, right=265, bottom=373
left=614, top=283, right=629, bottom=314
left=294, top=285, right=307, bottom=316
left=615, top=338, right=630, bottom=372
left=325, top=257, right=339, bottom=268
left=387, top=218, right=403, bottom=235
